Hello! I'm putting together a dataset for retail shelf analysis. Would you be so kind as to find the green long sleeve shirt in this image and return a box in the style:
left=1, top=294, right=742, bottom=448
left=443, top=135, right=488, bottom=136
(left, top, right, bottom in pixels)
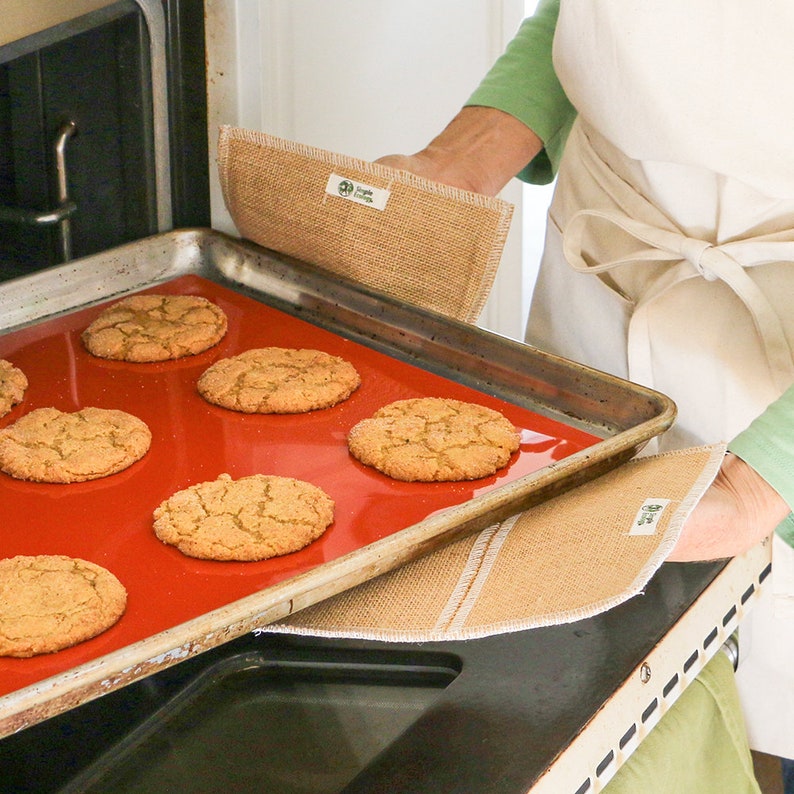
left=467, top=0, right=794, bottom=527
left=730, top=388, right=794, bottom=543
left=466, top=0, right=573, bottom=185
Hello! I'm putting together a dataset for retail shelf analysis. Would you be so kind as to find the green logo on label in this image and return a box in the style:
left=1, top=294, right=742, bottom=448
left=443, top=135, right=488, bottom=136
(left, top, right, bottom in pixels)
left=636, top=503, right=663, bottom=526
left=337, top=180, right=355, bottom=197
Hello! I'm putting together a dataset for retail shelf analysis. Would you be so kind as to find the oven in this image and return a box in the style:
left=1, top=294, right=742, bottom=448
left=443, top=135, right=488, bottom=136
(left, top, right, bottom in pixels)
left=0, top=563, right=749, bottom=794
left=0, top=550, right=761, bottom=794
left=0, top=0, right=208, bottom=279
left=0, top=5, right=770, bottom=793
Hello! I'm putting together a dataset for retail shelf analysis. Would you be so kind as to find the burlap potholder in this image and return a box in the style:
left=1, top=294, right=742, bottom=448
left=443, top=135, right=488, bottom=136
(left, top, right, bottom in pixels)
left=217, top=125, right=513, bottom=323
left=264, top=444, right=725, bottom=642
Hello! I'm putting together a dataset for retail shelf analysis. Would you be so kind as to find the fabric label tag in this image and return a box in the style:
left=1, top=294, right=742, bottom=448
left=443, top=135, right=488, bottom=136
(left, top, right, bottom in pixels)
left=629, top=498, right=672, bottom=536
left=326, top=173, right=390, bottom=210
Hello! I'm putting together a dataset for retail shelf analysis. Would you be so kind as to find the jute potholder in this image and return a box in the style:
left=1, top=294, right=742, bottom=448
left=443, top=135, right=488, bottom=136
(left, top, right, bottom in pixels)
left=264, top=444, right=726, bottom=642
left=217, top=125, right=513, bottom=323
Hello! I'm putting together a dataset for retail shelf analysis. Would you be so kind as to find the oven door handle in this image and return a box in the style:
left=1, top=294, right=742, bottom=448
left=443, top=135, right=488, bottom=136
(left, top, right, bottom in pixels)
left=0, top=199, right=77, bottom=227
left=0, top=120, right=77, bottom=261
left=53, top=119, right=77, bottom=261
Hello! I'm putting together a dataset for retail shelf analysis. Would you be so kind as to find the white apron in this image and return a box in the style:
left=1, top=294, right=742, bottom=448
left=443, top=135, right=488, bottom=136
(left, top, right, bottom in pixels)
left=525, top=2, right=794, bottom=757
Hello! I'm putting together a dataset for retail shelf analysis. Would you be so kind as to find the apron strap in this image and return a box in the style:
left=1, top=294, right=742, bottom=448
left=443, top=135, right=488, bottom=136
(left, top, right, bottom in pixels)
left=563, top=208, right=794, bottom=393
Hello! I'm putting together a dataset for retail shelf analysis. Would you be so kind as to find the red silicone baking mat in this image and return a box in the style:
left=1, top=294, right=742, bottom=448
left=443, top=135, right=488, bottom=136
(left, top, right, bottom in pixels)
left=0, top=274, right=598, bottom=697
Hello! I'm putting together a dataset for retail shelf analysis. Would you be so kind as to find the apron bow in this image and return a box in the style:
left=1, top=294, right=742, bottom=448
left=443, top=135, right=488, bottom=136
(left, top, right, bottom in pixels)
left=562, top=208, right=794, bottom=393
left=682, top=238, right=717, bottom=281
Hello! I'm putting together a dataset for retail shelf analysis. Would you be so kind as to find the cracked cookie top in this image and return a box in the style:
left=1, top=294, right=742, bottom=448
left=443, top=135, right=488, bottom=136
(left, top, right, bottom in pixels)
left=347, top=397, right=521, bottom=482
left=0, top=406, right=152, bottom=483
left=0, top=555, right=127, bottom=658
left=0, top=359, right=27, bottom=418
left=82, top=294, right=228, bottom=362
left=197, top=347, right=361, bottom=414
left=153, top=473, right=335, bottom=561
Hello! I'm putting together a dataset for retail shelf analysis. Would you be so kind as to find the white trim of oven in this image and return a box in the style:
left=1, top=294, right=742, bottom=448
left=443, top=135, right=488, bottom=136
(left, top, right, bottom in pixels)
left=529, top=540, right=771, bottom=794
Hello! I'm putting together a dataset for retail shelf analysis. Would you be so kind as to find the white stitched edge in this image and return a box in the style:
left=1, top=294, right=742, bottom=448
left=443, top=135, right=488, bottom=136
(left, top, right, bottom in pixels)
left=434, top=516, right=518, bottom=633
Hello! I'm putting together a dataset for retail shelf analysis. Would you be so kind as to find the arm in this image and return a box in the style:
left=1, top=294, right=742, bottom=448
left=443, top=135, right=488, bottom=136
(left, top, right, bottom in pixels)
left=378, top=0, right=574, bottom=195
left=377, top=107, right=543, bottom=197
left=668, top=452, right=790, bottom=561
left=670, top=385, right=794, bottom=561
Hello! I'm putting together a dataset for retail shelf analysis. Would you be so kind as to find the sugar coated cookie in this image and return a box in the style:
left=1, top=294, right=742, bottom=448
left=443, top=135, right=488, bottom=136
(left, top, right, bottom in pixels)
left=82, top=294, right=228, bottom=362
left=153, top=473, right=335, bottom=561
left=0, top=406, right=151, bottom=483
left=347, top=397, right=520, bottom=482
left=197, top=347, right=360, bottom=413
left=0, top=359, right=27, bottom=418
left=0, top=555, right=127, bottom=658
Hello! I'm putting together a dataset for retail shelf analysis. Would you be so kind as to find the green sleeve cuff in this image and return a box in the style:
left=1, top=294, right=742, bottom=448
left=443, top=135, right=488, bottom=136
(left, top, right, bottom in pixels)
left=465, top=0, right=575, bottom=184
left=728, top=384, right=794, bottom=544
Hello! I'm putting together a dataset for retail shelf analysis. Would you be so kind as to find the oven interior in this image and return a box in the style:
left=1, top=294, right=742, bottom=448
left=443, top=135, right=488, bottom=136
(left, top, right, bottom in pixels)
left=3, top=633, right=461, bottom=794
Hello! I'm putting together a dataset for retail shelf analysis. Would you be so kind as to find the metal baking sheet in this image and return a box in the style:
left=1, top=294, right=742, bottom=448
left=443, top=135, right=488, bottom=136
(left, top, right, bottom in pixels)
left=0, top=229, right=675, bottom=737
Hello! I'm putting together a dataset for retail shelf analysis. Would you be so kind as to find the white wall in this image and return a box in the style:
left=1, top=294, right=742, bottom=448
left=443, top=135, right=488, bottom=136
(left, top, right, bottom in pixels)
left=205, top=0, right=544, bottom=339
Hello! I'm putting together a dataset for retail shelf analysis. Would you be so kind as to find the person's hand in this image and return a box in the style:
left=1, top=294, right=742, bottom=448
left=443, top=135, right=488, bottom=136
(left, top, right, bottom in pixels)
left=669, top=453, right=791, bottom=561
left=375, top=106, right=544, bottom=197
left=375, top=152, right=490, bottom=194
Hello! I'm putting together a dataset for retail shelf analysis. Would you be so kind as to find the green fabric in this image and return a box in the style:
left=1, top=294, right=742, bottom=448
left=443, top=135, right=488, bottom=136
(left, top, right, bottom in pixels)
left=777, top=514, right=794, bottom=547
left=728, top=383, right=794, bottom=505
left=729, top=383, right=794, bottom=546
left=465, top=0, right=574, bottom=185
left=605, top=651, right=760, bottom=793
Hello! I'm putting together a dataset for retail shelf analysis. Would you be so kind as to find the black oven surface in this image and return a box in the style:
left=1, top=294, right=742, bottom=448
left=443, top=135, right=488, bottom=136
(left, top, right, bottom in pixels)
left=1, top=561, right=724, bottom=794
left=58, top=647, right=461, bottom=794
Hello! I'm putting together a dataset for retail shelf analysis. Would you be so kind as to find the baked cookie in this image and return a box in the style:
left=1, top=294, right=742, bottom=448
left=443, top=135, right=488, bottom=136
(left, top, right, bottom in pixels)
left=197, top=347, right=361, bottom=413
left=0, top=406, right=151, bottom=483
left=0, top=555, right=127, bottom=658
left=82, top=294, right=228, bottom=362
left=0, top=359, right=27, bottom=418
left=153, top=473, right=335, bottom=561
left=347, top=397, right=521, bottom=482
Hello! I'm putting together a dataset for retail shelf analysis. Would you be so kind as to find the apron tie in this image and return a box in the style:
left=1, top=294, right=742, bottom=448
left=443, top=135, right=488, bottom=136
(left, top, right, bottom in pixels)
left=562, top=209, right=794, bottom=394
left=682, top=238, right=717, bottom=281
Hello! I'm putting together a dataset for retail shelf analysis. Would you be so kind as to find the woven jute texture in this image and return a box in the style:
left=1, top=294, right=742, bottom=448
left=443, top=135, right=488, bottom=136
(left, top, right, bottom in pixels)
left=217, top=125, right=513, bottom=323
left=265, top=444, right=726, bottom=642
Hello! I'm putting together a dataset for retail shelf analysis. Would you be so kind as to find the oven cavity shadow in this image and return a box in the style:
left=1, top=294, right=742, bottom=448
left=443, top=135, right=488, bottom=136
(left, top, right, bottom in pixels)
left=55, top=643, right=461, bottom=794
